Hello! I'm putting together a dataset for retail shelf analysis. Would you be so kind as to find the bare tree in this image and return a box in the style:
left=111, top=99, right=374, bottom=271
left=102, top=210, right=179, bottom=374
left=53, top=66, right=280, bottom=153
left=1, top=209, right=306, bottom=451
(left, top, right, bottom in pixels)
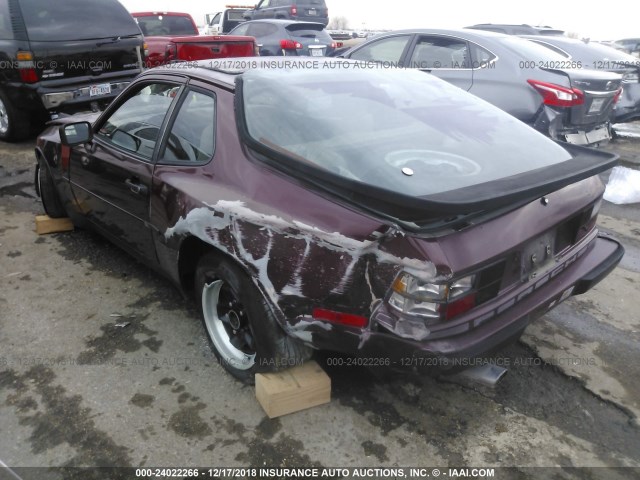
left=328, top=16, right=349, bottom=30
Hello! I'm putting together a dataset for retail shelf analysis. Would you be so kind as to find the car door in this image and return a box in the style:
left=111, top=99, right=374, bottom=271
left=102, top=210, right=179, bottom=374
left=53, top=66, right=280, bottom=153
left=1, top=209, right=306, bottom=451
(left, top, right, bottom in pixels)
left=149, top=82, right=218, bottom=262
left=69, top=80, right=184, bottom=263
left=405, top=35, right=473, bottom=91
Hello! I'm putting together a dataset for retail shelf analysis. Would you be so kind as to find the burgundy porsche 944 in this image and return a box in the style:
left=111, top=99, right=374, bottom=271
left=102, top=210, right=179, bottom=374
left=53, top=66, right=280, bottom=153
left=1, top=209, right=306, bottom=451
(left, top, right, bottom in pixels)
left=35, top=58, right=624, bottom=383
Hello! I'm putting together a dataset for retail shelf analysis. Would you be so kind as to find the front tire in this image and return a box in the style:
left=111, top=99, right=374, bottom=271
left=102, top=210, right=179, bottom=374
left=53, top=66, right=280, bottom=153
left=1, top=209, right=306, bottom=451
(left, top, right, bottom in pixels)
left=36, top=159, right=66, bottom=218
left=195, top=254, right=311, bottom=384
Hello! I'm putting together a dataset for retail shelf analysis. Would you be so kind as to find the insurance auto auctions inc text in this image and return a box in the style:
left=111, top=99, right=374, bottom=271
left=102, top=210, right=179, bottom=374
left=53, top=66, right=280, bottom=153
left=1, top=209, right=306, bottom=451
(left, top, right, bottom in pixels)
left=235, top=468, right=495, bottom=478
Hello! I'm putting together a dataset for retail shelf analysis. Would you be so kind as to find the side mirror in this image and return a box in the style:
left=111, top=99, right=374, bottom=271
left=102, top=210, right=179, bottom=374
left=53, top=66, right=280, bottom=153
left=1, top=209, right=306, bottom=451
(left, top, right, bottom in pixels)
left=59, top=122, right=92, bottom=146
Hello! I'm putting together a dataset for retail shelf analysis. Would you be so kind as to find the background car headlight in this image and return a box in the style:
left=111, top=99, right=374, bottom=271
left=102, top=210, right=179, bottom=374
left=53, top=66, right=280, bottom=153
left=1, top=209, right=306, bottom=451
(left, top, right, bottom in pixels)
left=389, top=272, right=477, bottom=323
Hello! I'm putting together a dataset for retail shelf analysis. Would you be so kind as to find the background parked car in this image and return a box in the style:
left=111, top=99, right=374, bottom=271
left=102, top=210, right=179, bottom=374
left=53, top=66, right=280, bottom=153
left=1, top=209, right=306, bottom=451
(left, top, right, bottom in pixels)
left=615, top=38, right=640, bottom=56
left=342, top=29, right=623, bottom=146
left=521, top=35, right=640, bottom=123
left=132, top=12, right=257, bottom=67
left=204, top=6, right=252, bottom=35
left=466, top=24, right=565, bottom=36
left=36, top=58, right=622, bottom=382
left=243, top=0, right=329, bottom=27
left=229, top=20, right=336, bottom=56
left=0, top=0, right=144, bottom=142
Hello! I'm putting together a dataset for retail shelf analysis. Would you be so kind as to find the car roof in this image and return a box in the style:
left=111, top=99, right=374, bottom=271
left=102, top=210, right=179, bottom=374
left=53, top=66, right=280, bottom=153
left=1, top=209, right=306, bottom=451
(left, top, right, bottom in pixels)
left=131, top=11, right=193, bottom=17
left=364, top=28, right=511, bottom=42
left=467, top=23, right=564, bottom=33
left=241, top=19, right=326, bottom=27
left=143, top=57, right=360, bottom=88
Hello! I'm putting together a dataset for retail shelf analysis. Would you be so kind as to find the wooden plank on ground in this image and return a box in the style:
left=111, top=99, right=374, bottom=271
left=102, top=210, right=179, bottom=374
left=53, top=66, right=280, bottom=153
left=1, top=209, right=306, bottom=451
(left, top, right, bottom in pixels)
left=35, top=215, right=74, bottom=235
left=255, top=361, right=331, bottom=418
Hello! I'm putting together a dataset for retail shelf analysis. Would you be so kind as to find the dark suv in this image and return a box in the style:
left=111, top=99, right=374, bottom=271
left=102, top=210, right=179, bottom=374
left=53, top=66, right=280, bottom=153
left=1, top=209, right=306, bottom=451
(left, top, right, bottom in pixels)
left=0, top=0, right=144, bottom=141
left=243, top=0, right=328, bottom=27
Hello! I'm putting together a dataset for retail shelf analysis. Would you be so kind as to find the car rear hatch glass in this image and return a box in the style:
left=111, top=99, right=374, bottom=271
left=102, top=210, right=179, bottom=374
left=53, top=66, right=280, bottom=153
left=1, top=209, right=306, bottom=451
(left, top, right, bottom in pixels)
left=17, top=0, right=142, bottom=81
left=134, top=14, right=197, bottom=36
left=285, top=23, right=332, bottom=56
left=238, top=65, right=618, bottom=229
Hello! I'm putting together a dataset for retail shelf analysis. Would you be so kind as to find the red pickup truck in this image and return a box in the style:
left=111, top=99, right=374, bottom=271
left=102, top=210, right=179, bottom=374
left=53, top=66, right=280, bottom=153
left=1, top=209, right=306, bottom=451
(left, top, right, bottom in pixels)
left=132, top=11, right=257, bottom=68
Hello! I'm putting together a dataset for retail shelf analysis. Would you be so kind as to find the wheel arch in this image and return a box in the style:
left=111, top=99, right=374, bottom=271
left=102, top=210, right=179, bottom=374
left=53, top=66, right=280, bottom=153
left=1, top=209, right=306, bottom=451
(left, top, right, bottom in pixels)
left=178, top=235, right=252, bottom=296
left=34, top=146, right=50, bottom=198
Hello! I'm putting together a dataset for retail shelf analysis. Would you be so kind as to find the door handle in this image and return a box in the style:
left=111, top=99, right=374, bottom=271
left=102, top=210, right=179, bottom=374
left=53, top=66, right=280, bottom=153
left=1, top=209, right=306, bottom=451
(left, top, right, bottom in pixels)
left=125, top=178, right=148, bottom=195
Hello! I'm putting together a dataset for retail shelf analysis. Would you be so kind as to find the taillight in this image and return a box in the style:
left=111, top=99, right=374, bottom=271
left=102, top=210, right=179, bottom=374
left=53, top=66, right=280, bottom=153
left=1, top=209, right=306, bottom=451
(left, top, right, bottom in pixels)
left=388, top=272, right=477, bottom=323
left=613, top=87, right=623, bottom=104
left=17, top=51, right=38, bottom=83
left=527, top=79, right=585, bottom=107
left=280, top=39, right=302, bottom=50
left=165, top=43, right=178, bottom=62
left=312, top=308, right=368, bottom=328
left=291, top=5, right=297, bottom=15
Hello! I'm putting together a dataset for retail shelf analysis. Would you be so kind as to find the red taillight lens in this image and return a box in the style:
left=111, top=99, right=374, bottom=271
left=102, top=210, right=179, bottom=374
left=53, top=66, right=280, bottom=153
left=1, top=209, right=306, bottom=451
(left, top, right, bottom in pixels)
left=19, top=69, right=39, bottom=83
left=291, top=5, right=297, bottom=15
left=280, top=39, right=302, bottom=50
left=165, top=43, right=178, bottom=61
left=527, top=79, right=585, bottom=107
left=313, top=308, right=368, bottom=328
left=613, top=87, right=623, bottom=104
left=16, top=50, right=39, bottom=83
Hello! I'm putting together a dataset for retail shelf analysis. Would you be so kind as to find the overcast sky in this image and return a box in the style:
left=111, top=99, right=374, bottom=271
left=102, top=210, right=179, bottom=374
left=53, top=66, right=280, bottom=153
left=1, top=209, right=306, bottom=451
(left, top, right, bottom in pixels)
left=120, top=0, right=638, bottom=40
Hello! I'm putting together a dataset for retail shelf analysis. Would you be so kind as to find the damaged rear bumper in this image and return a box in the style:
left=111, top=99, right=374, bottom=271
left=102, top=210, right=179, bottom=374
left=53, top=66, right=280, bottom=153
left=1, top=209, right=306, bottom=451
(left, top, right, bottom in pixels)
left=306, top=235, right=624, bottom=372
left=533, top=105, right=612, bottom=146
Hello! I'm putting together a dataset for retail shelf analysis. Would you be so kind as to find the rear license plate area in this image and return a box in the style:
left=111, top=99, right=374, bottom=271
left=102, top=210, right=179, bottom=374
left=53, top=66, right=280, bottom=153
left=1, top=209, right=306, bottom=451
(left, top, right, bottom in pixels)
left=588, top=97, right=606, bottom=113
left=90, top=83, right=111, bottom=97
left=309, top=47, right=325, bottom=57
left=521, top=231, right=556, bottom=281
left=308, top=8, right=317, bottom=15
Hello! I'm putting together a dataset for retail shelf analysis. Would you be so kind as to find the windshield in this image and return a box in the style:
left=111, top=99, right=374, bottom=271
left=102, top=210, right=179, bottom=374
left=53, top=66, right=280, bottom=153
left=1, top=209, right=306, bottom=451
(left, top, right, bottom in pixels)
left=19, top=0, right=140, bottom=41
left=241, top=67, right=573, bottom=198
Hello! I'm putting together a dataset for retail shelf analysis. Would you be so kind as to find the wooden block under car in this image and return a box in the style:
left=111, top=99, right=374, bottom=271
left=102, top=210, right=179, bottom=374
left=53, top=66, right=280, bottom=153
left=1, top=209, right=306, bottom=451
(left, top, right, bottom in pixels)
left=255, top=361, right=331, bottom=418
left=35, top=215, right=74, bottom=235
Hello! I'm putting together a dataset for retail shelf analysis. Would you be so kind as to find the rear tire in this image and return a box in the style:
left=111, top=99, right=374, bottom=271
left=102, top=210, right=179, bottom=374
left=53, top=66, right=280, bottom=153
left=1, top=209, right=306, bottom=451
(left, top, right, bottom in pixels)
left=0, top=90, right=31, bottom=142
left=36, top=159, right=66, bottom=218
left=195, top=253, right=311, bottom=384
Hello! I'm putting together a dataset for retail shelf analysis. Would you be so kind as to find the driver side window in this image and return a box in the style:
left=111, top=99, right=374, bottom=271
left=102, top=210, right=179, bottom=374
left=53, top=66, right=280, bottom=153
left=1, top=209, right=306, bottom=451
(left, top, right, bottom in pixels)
left=97, top=83, right=180, bottom=161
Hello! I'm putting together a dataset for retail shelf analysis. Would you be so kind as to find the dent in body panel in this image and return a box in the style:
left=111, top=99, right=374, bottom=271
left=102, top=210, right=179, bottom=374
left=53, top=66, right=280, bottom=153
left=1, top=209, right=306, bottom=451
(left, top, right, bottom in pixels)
left=164, top=200, right=437, bottom=333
